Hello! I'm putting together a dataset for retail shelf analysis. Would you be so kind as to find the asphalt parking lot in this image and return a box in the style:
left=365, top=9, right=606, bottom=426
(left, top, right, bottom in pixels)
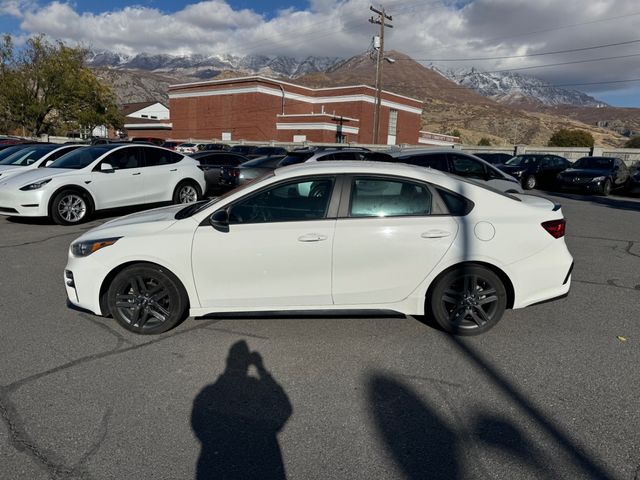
left=1, top=191, right=639, bottom=480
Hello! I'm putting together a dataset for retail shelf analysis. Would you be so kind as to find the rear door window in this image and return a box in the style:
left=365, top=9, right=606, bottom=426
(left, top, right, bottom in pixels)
left=449, top=154, right=487, bottom=179
left=349, top=177, right=432, bottom=217
left=144, top=147, right=182, bottom=166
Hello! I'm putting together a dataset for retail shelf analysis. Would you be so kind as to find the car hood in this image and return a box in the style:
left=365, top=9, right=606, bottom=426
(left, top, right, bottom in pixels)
left=0, top=164, right=23, bottom=173
left=560, top=168, right=610, bottom=178
left=0, top=167, right=76, bottom=188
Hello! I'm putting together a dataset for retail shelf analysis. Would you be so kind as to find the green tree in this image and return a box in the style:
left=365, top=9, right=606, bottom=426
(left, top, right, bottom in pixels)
left=624, top=136, right=640, bottom=148
left=0, top=35, right=122, bottom=136
left=449, top=129, right=461, bottom=138
left=478, top=137, right=491, bottom=146
left=548, top=129, right=594, bottom=147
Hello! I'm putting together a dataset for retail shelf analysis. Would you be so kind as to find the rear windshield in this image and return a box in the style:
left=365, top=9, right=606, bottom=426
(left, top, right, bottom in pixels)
left=574, top=157, right=614, bottom=169
left=279, top=152, right=315, bottom=166
left=505, top=156, right=539, bottom=166
left=48, top=146, right=110, bottom=169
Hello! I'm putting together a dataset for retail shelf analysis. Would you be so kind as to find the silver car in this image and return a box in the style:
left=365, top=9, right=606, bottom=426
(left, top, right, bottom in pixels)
left=391, top=149, right=523, bottom=193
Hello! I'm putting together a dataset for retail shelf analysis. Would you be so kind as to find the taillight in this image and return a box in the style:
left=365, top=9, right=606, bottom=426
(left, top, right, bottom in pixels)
left=542, top=219, right=566, bottom=238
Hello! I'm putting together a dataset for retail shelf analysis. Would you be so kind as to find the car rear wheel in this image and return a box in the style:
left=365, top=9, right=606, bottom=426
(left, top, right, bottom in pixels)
left=173, top=181, right=201, bottom=204
left=50, top=190, right=91, bottom=225
left=107, top=264, right=189, bottom=334
left=601, top=179, right=611, bottom=196
left=429, top=265, right=507, bottom=335
left=524, top=174, right=537, bottom=190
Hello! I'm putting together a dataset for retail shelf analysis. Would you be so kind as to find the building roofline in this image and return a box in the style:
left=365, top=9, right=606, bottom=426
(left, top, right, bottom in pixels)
left=169, top=75, right=423, bottom=104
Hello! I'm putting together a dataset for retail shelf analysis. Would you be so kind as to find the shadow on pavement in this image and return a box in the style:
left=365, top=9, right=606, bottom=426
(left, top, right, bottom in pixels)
left=191, top=340, right=292, bottom=480
left=543, top=190, right=640, bottom=212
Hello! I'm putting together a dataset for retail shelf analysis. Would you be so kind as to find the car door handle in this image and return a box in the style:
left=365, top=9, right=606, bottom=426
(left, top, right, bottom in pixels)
left=421, top=230, right=451, bottom=239
left=298, top=233, right=328, bottom=242
left=132, top=172, right=141, bottom=175
left=170, top=169, right=177, bottom=172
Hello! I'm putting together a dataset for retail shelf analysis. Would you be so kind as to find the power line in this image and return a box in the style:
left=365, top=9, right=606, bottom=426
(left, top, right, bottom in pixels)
left=487, top=53, right=640, bottom=73
left=403, top=38, right=640, bottom=62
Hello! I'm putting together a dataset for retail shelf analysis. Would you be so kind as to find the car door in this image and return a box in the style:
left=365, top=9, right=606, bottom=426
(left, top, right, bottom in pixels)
left=332, top=176, right=458, bottom=305
left=191, top=176, right=338, bottom=309
left=537, top=156, right=555, bottom=186
left=141, top=147, right=183, bottom=203
left=90, top=146, right=145, bottom=209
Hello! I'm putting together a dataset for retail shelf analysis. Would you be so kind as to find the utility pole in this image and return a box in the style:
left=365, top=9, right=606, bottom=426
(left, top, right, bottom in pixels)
left=369, top=5, right=392, bottom=144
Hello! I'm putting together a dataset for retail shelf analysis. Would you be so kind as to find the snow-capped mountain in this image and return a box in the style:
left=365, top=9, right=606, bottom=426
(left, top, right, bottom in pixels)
left=436, top=67, right=607, bottom=107
left=87, top=51, right=342, bottom=79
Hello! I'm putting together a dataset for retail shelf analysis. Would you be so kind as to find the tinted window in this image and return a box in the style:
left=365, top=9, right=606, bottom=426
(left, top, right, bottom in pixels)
left=574, top=157, right=614, bottom=170
left=104, top=147, right=142, bottom=169
left=349, top=178, right=432, bottom=217
left=398, top=153, right=447, bottom=171
left=506, top=155, right=539, bottom=166
left=436, top=188, right=474, bottom=215
left=279, top=152, right=315, bottom=166
left=144, top=148, right=182, bottom=166
left=0, top=146, right=54, bottom=166
left=45, top=146, right=81, bottom=162
left=450, top=154, right=486, bottom=178
left=241, top=156, right=284, bottom=168
left=48, top=146, right=112, bottom=169
left=0, top=145, right=31, bottom=161
left=229, top=178, right=334, bottom=224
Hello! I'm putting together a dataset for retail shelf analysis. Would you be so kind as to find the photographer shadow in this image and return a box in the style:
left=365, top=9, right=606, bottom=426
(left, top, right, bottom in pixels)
left=191, top=340, right=292, bottom=480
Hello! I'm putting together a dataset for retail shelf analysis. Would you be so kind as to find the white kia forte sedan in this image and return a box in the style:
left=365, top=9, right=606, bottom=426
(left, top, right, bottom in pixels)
left=64, top=162, right=573, bottom=335
left=0, top=144, right=206, bottom=225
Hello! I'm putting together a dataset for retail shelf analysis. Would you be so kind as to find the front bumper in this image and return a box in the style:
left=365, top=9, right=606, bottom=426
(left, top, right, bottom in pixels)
left=557, top=179, right=604, bottom=193
left=64, top=253, right=110, bottom=316
left=0, top=189, right=48, bottom=217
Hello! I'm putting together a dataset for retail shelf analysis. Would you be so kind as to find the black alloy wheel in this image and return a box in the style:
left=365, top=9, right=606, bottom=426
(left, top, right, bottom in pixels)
left=108, top=264, right=189, bottom=334
left=524, top=174, right=537, bottom=190
left=429, top=265, right=507, bottom=335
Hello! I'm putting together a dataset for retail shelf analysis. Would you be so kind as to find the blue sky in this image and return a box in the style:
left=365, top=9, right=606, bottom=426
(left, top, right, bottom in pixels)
left=1, top=0, right=639, bottom=107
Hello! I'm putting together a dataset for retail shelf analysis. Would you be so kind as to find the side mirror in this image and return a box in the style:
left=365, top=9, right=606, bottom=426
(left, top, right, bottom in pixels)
left=209, top=209, right=229, bottom=232
left=45, top=160, right=54, bottom=167
left=100, top=163, right=114, bottom=173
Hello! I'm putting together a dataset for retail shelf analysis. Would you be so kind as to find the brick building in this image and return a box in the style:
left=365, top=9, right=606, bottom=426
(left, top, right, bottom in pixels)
left=168, top=76, right=423, bottom=145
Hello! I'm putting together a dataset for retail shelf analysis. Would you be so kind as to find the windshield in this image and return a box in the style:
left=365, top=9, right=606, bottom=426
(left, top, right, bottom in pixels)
left=0, top=145, right=31, bottom=162
left=505, top=156, right=539, bottom=167
left=279, top=152, right=315, bottom=167
left=0, top=146, right=52, bottom=166
left=48, top=146, right=110, bottom=169
left=573, top=157, right=614, bottom=170
left=175, top=173, right=275, bottom=219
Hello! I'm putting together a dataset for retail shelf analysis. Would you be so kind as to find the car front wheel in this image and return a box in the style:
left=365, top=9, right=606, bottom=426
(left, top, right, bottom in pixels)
left=50, top=190, right=91, bottom=225
left=429, top=265, right=507, bottom=335
left=107, top=264, right=189, bottom=334
left=524, top=174, right=537, bottom=190
left=600, top=179, right=612, bottom=196
left=173, top=181, right=201, bottom=204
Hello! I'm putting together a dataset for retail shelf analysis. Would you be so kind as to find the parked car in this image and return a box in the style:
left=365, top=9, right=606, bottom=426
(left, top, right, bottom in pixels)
left=200, top=143, right=230, bottom=152
left=91, top=138, right=123, bottom=145
left=161, top=141, right=181, bottom=150
left=627, top=166, right=640, bottom=195
left=176, top=143, right=209, bottom=154
left=278, top=148, right=392, bottom=167
left=391, top=149, right=523, bottom=193
left=219, top=155, right=286, bottom=188
left=556, top=156, right=630, bottom=196
left=498, top=154, right=572, bottom=190
left=246, top=146, right=288, bottom=158
left=473, top=152, right=514, bottom=165
left=229, top=145, right=259, bottom=156
left=189, top=151, right=249, bottom=194
left=0, top=143, right=43, bottom=162
left=64, top=161, right=573, bottom=336
left=0, top=144, right=206, bottom=225
left=0, top=144, right=85, bottom=179
left=130, top=137, right=165, bottom=146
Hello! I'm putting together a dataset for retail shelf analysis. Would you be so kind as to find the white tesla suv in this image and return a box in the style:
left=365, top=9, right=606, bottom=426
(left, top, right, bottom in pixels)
left=0, top=144, right=206, bottom=225
left=64, top=161, right=573, bottom=336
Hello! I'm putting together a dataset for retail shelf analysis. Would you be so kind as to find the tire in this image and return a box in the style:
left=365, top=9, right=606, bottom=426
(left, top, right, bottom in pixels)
left=107, top=264, right=189, bottom=334
left=601, top=179, right=611, bottom=196
left=523, top=175, right=536, bottom=190
left=50, top=189, right=92, bottom=225
left=173, top=181, right=201, bottom=204
left=428, top=265, right=507, bottom=336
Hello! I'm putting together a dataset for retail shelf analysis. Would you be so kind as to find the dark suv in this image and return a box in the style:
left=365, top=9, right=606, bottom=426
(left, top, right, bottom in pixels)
left=556, top=156, right=630, bottom=196
left=498, top=154, right=572, bottom=190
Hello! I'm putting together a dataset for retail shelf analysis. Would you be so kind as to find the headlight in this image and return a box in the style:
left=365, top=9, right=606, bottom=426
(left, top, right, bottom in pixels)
left=71, top=237, right=122, bottom=257
left=19, top=179, right=51, bottom=191
left=591, top=176, right=606, bottom=182
left=512, top=170, right=525, bottom=177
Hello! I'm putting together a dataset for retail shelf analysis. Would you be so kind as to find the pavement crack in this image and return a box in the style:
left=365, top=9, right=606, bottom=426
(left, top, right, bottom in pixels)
left=72, top=408, right=112, bottom=472
left=0, top=230, right=88, bottom=249
left=78, top=313, right=135, bottom=348
left=573, top=279, right=640, bottom=292
left=626, top=241, right=640, bottom=259
left=5, top=320, right=220, bottom=393
left=0, top=387, right=80, bottom=479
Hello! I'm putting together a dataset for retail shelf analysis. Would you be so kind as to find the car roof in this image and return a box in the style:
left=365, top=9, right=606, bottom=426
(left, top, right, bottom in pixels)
left=275, top=160, right=448, bottom=180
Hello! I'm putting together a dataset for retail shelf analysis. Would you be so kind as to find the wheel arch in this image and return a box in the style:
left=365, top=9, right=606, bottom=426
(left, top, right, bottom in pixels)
left=48, top=185, right=96, bottom=215
left=99, top=260, right=191, bottom=316
left=425, top=260, right=515, bottom=310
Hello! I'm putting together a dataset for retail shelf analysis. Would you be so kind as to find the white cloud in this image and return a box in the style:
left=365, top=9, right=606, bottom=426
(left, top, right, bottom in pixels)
left=7, top=0, right=640, bottom=92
